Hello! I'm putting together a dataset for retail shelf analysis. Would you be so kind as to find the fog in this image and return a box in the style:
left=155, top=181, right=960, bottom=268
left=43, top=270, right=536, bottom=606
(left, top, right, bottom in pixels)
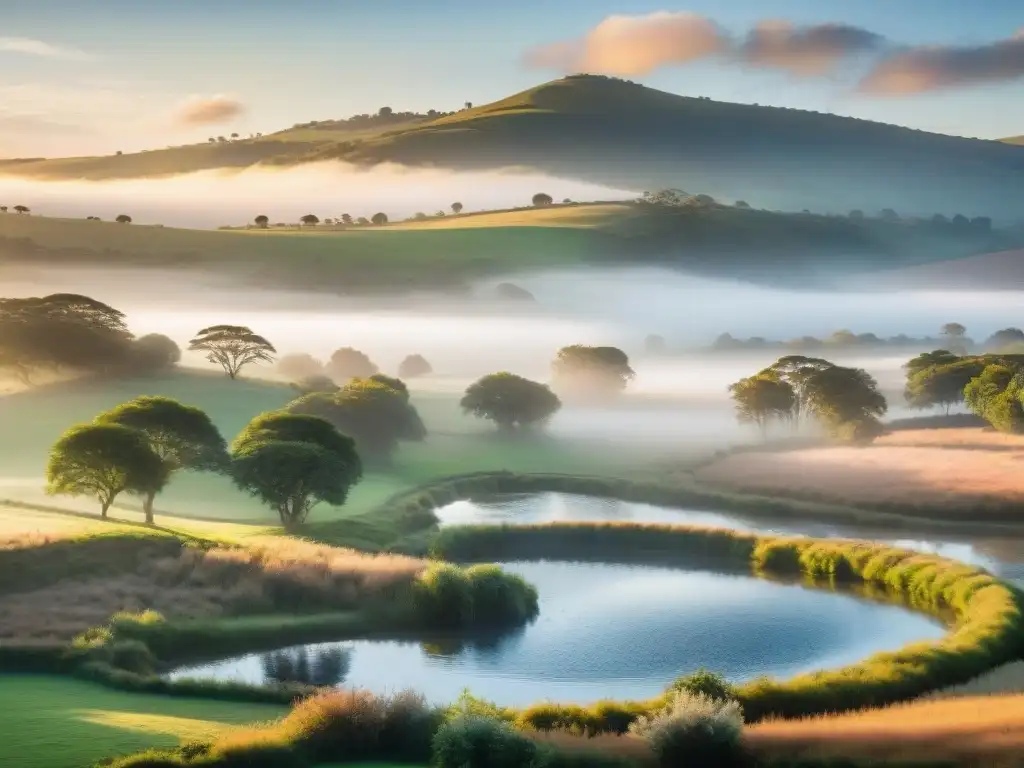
left=0, top=162, right=637, bottom=228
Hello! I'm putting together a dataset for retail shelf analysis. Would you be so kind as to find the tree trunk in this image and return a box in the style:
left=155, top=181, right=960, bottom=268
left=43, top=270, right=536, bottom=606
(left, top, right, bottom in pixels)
left=100, top=499, right=110, bottom=518
left=143, top=491, right=156, bottom=525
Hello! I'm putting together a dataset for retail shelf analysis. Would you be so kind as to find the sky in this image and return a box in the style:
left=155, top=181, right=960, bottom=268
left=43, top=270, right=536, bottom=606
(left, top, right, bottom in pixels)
left=0, top=0, right=1022, bottom=157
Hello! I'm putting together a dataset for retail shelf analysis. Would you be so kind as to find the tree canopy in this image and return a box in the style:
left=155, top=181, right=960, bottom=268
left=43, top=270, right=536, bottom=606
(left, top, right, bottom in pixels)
left=803, top=364, right=887, bottom=441
left=371, top=212, right=388, bottom=225
left=115, top=214, right=132, bottom=224
left=904, top=349, right=961, bottom=378
left=276, top=353, right=324, bottom=382
left=461, top=372, right=562, bottom=431
left=451, top=202, right=463, bottom=214
left=300, top=214, right=320, bottom=226
left=128, top=333, right=181, bottom=374
left=551, top=345, right=635, bottom=400
left=759, top=355, right=834, bottom=429
left=325, top=347, right=379, bottom=382
left=46, top=423, right=168, bottom=517
left=984, top=328, right=1024, bottom=353
left=904, top=359, right=986, bottom=414
left=254, top=214, right=269, bottom=228
left=398, top=353, right=432, bottom=379
left=188, top=325, right=276, bottom=379
left=96, top=396, right=227, bottom=522
left=964, top=363, right=1024, bottom=433
left=532, top=192, right=553, bottom=207
left=727, top=374, right=795, bottom=439
left=230, top=411, right=362, bottom=529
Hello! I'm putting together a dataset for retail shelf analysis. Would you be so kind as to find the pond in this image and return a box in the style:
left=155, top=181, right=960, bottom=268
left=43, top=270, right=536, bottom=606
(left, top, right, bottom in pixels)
left=170, top=560, right=945, bottom=706
left=436, top=493, right=1024, bottom=587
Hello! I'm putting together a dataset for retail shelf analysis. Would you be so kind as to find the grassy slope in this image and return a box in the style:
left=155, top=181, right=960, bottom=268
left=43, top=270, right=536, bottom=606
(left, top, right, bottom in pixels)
left=0, top=675, right=285, bottom=768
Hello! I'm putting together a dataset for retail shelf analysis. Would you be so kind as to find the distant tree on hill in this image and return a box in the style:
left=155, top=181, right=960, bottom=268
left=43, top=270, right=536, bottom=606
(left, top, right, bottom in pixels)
left=931, top=213, right=948, bottom=225
left=984, top=328, right=1024, bottom=352
left=734, top=200, right=751, bottom=209
left=230, top=132, right=239, bottom=139
left=563, top=198, right=572, bottom=204
left=340, top=213, right=353, bottom=225
left=300, top=214, right=320, bottom=226
left=115, top=214, right=132, bottom=224
left=413, top=212, right=428, bottom=221
left=208, top=137, right=215, bottom=143
left=941, top=322, right=967, bottom=347
left=848, top=209, right=864, bottom=220
left=325, top=347, right=379, bottom=382
left=552, top=345, right=635, bottom=399
left=461, top=372, right=562, bottom=432
left=292, top=374, right=339, bottom=396
left=378, top=106, right=393, bottom=117
left=371, top=212, right=388, bottom=225
left=276, top=353, right=324, bottom=381
left=532, top=192, right=553, bottom=207
left=398, top=354, right=432, bottom=378
left=879, top=208, right=899, bottom=221
left=451, top=202, right=463, bottom=214
left=254, top=214, right=269, bottom=228
left=434, top=210, right=446, bottom=217
left=0, top=206, right=7, bottom=213
left=357, top=217, right=370, bottom=225
left=13, top=205, right=28, bottom=214
left=217, top=136, right=226, bottom=143
left=188, top=325, right=276, bottom=380
left=464, top=101, right=473, bottom=109
left=46, top=423, right=168, bottom=518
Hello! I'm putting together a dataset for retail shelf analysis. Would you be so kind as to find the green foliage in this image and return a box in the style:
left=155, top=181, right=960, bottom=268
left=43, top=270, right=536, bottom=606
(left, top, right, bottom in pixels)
left=964, top=363, right=1024, bottom=433
left=803, top=364, right=887, bottom=442
left=325, top=346, right=378, bottom=381
left=551, top=345, right=635, bottom=400
left=45, top=422, right=169, bottom=516
left=903, top=349, right=961, bottom=377
left=432, top=715, right=539, bottom=768
left=728, top=374, right=795, bottom=438
left=188, top=325, right=276, bottom=379
left=291, top=373, right=339, bottom=395
left=369, top=373, right=409, bottom=399
left=759, top=356, right=833, bottom=429
left=904, top=359, right=986, bottom=414
left=411, top=562, right=539, bottom=630
left=461, top=372, right=562, bottom=431
left=128, top=334, right=181, bottom=373
left=629, top=691, right=745, bottom=768
left=667, top=669, right=738, bottom=702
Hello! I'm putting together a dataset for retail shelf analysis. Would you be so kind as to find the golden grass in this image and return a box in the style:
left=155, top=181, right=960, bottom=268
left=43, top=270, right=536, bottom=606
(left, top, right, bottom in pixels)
left=382, top=203, right=637, bottom=230
left=746, top=694, right=1024, bottom=766
left=928, top=661, right=1024, bottom=698
left=696, top=431, right=1024, bottom=512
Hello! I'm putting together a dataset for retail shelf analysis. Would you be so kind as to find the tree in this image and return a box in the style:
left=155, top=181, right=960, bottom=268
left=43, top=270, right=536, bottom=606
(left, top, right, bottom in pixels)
left=300, top=214, right=320, bottom=226
left=230, top=132, right=239, bottom=139
left=96, top=397, right=227, bottom=522
left=325, top=347, right=378, bottom=381
left=531, top=193, right=553, bottom=207
left=904, top=349, right=960, bottom=378
left=368, top=373, right=409, bottom=399
left=188, top=325, right=276, bottom=379
left=552, top=345, right=635, bottom=399
left=451, top=202, right=463, bottom=214
left=276, top=353, right=324, bottom=381
left=645, top=334, right=666, bottom=355
left=371, top=212, right=388, bottom=225
left=378, top=106, right=393, bottom=117
left=254, top=215, right=269, bottom=228
left=984, top=328, right=1024, bottom=352
left=848, top=209, right=864, bottom=220
left=13, top=205, right=29, bottom=214
left=965, top=364, right=1024, bottom=433
left=357, top=217, right=370, bottom=225
left=46, top=423, right=168, bottom=517
left=115, top=214, right=132, bottom=224
left=127, top=333, right=181, bottom=374
left=804, top=365, right=887, bottom=441
left=734, top=200, right=751, bottom=209
left=904, top=359, right=986, bottom=415
left=292, top=374, right=339, bottom=395
left=286, top=378, right=425, bottom=463
left=413, top=212, right=428, bottom=221
left=941, top=323, right=966, bottom=340
left=728, top=375, right=796, bottom=439
left=879, top=208, right=899, bottom=221
left=230, top=413, right=362, bottom=529
left=340, top=214, right=353, bottom=225
left=758, top=356, right=834, bottom=430
left=461, top=372, right=561, bottom=432
left=0, top=206, right=7, bottom=213
left=398, top=354, right=432, bottom=378
left=952, top=213, right=970, bottom=228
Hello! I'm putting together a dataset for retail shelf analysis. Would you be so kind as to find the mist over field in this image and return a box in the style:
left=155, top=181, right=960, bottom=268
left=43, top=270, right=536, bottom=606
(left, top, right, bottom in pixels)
left=0, top=162, right=637, bottom=228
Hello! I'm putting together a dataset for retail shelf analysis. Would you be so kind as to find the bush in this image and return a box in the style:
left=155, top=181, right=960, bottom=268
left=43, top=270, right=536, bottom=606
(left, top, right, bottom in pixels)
left=411, top=563, right=539, bottom=630
left=432, top=715, right=539, bottom=768
left=125, top=333, right=181, bottom=374
left=667, top=669, right=738, bottom=702
left=291, top=374, right=339, bottom=395
left=629, top=691, right=745, bottom=768
left=108, top=639, right=157, bottom=674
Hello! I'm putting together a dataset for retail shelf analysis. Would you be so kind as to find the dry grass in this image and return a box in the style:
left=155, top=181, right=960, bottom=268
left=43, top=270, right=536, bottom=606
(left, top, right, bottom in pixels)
left=696, top=430, right=1024, bottom=513
left=0, top=534, right=426, bottom=644
left=746, top=694, right=1024, bottom=766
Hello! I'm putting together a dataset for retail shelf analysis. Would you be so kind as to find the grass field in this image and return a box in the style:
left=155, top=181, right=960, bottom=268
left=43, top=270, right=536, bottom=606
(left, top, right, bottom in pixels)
left=694, top=428, right=1024, bottom=517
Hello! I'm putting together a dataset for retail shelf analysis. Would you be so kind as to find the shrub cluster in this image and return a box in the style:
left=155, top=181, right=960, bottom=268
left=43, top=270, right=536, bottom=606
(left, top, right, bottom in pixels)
left=629, top=690, right=745, bottom=768
left=412, top=562, right=539, bottom=629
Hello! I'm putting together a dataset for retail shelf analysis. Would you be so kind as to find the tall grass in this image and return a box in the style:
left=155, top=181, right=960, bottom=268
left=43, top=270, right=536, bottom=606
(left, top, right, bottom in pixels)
left=431, top=522, right=1024, bottom=727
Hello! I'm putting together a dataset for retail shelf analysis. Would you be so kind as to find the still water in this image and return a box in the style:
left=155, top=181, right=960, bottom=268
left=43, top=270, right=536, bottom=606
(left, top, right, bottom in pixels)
left=171, top=559, right=944, bottom=706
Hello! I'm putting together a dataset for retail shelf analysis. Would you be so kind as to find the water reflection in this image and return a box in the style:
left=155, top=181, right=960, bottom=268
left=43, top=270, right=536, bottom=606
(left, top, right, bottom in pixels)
left=260, top=646, right=351, bottom=687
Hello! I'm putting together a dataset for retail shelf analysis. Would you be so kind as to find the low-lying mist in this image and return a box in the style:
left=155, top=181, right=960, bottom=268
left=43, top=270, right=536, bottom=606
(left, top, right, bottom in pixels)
left=0, top=161, right=637, bottom=228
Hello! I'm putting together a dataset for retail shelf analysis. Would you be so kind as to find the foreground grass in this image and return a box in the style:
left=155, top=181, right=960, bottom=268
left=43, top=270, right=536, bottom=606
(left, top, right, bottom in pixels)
left=0, top=674, right=285, bottom=768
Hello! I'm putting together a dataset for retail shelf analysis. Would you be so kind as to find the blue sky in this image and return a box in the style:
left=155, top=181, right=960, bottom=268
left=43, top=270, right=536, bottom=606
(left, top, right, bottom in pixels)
left=1, top=0, right=1022, bottom=157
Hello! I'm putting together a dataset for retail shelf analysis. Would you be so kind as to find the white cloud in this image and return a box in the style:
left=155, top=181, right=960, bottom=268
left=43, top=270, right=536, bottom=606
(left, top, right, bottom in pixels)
left=0, top=37, right=93, bottom=60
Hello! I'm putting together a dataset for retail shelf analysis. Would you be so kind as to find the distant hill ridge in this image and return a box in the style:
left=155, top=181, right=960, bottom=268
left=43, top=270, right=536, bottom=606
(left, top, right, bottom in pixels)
left=1, top=75, right=1022, bottom=219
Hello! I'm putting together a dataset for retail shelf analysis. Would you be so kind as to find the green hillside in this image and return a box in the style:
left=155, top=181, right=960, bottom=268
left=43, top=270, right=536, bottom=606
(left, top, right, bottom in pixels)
left=2, top=76, right=1022, bottom=220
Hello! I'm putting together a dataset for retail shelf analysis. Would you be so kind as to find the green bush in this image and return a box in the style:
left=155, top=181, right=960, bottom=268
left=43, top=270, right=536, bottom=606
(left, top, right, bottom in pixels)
left=432, top=715, right=540, bottom=768
left=108, top=639, right=158, bottom=674
left=667, top=668, right=738, bottom=702
left=629, top=691, right=745, bottom=768
left=411, top=562, right=538, bottom=630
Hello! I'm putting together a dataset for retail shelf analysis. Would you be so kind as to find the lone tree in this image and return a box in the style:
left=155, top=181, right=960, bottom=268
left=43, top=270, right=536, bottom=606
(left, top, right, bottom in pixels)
left=127, top=333, right=181, bottom=374
left=230, top=412, right=362, bottom=529
left=728, top=374, right=796, bottom=440
left=371, top=212, right=388, bottom=225
left=96, top=397, right=228, bottom=523
left=804, top=364, right=887, bottom=443
left=759, top=355, right=834, bottom=430
left=941, top=323, right=966, bottom=340
left=300, top=214, right=320, bottom=226
left=340, top=214, right=353, bottom=225
left=115, top=214, right=132, bottom=224
left=254, top=214, right=269, bottom=228
left=325, top=347, right=379, bottom=382
left=905, top=359, right=986, bottom=415
left=451, top=202, right=463, bottom=214
left=188, top=325, right=276, bottom=380
left=276, top=353, right=324, bottom=382
left=461, top=372, right=562, bottom=432
left=46, top=423, right=168, bottom=518
left=286, top=377, right=425, bottom=464
left=13, top=205, right=29, bottom=214
left=398, top=353, right=432, bottom=378
left=531, top=192, right=553, bottom=207
left=551, top=345, right=635, bottom=399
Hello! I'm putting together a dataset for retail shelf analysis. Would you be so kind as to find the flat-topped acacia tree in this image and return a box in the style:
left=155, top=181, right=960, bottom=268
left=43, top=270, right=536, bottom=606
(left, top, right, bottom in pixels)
left=45, top=423, right=168, bottom=518
left=95, top=396, right=228, bottom=523
left=188, top=325, right=276, bottom=379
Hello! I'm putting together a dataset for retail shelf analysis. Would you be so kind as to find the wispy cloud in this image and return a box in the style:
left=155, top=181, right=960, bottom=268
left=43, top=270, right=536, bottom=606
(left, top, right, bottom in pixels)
left=859, top=30, right=1024, bottom=95
left=0, top=37, right=93, bottom=60
left=173, top=95, right=246, bottom=127
left=737, top=21, right=884, bottom=76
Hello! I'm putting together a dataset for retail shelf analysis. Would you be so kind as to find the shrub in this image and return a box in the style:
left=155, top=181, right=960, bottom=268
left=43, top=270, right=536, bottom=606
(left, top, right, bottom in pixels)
left=126, top=333, right=181, bottom=373
left=432, top=715, right=539, bottom=768
left=667, top=668, right=738, bottom=702
left=629, top=691, right=745, bottom=768
left=411, top=563, right=538, bottom=630
left=108, top=639, right=157, bottom=674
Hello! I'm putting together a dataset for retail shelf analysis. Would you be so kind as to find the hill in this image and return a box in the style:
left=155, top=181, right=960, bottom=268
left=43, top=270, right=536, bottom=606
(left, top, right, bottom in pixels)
left=0, top=202, right=1019, bottom=293
left=3, top=76, right=1023, bottom=220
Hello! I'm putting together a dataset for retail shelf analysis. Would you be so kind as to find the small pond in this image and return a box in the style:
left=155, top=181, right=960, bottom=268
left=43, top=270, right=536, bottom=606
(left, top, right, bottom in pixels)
left=171, top=560, right=945, bottom=706
left=436, top=493, right=1024, bottom=587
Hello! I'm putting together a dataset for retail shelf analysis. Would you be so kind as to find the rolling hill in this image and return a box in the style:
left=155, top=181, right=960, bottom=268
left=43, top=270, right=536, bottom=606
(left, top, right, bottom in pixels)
left=2, top=76, right=1023, bottom=221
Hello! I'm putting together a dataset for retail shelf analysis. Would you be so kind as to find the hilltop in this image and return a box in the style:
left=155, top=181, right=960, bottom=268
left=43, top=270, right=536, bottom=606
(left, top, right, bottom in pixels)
left=2, top=76, right=1023, bottom=220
